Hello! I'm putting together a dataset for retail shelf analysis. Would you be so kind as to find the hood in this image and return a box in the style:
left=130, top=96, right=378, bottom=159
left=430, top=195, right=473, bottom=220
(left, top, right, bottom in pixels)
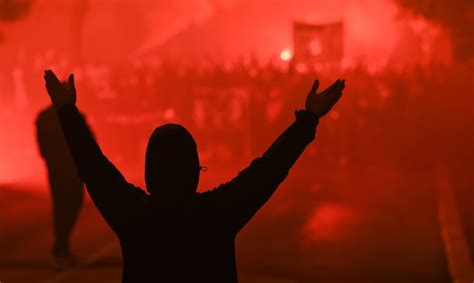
left=145, top=124, right=200, bottom=198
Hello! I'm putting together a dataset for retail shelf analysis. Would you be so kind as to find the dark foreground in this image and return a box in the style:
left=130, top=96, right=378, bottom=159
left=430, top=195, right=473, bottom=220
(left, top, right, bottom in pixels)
left=1, top=163, right=472, bottom=283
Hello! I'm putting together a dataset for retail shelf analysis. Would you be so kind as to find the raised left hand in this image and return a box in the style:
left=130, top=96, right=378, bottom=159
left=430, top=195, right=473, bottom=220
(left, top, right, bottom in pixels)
left=44, top=69, right=76, bottom=109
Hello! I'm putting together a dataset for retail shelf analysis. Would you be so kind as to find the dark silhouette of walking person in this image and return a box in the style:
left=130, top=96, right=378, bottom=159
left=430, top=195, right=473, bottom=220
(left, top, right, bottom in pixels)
left=43, top=69, right=345, bottom=282
left=36, top=104, right=90, bottom=269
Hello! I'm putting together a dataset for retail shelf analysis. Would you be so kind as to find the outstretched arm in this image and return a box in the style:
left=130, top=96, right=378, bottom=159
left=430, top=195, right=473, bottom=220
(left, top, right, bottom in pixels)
left=43, top=70, right=146, bottom=233
left=206, top=79, right=346, bottom=233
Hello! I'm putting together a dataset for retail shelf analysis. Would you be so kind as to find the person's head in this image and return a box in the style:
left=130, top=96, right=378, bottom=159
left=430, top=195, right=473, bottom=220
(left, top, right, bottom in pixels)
left=145, top=124, right=200, bottom=199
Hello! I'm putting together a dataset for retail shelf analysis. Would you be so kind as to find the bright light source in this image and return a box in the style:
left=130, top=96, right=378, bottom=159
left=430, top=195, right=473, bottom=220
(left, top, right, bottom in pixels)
left=280, top=49, right=292, bottom=61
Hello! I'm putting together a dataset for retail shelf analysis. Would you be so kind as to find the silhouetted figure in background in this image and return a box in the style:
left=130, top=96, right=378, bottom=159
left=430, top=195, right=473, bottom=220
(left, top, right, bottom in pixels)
left=36, top=105, right=90, bottom=269
left=43, top=69, right=345, bottom=282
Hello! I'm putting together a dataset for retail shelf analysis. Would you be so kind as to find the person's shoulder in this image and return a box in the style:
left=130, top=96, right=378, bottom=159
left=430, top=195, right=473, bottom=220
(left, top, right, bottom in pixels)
left=193, top=190, right=215, bottom=204
left=194, top=183, right=231, bottom=202
left=195, top=187, right=221, bottom=197
left=128, top=184, right=149, bottom=198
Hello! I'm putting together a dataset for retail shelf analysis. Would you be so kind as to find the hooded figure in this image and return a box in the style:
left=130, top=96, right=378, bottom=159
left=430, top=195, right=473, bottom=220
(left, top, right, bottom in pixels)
left=145, top=124, right=200, bottom=198
left=55, top=108, right=318, bottom=282
left=44, top=69, right=345, bottom=283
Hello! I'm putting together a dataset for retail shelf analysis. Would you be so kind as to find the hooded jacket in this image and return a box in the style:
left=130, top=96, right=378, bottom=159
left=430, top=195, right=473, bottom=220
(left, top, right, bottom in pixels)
left=56, top=104, right=318, bottom=283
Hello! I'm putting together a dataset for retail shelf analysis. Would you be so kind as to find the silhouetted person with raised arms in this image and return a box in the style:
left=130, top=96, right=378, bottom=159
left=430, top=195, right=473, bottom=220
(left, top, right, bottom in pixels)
left=43, top=69, right=345, bottom=282
left=36, top=104, right=90, bottom=269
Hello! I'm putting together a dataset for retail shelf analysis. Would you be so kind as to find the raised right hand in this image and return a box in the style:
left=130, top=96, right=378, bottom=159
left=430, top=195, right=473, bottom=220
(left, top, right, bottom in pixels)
left=305, top=79, right=345, bottom=118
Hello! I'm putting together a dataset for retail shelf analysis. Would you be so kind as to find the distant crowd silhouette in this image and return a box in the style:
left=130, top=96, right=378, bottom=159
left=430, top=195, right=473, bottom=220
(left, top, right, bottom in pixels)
left=43, top=69, right=344, bottom=282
